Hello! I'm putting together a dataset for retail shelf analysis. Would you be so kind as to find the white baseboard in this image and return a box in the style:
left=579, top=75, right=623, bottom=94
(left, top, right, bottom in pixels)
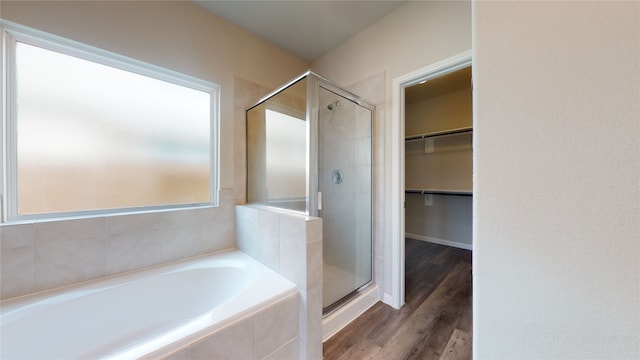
left=383, top=292, right=400, bottom=309
left=405, top=233, right=473, bottom=251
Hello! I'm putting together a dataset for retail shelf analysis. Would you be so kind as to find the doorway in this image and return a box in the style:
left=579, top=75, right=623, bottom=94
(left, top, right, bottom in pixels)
left=403, top=66, right=472, bottom=251
left=401, top=62, right=473, bottom=356
left=387, top=50, right=472, bottom=309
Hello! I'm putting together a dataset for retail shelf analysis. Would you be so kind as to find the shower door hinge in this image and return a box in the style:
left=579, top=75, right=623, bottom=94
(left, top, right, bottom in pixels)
left=317, top=191, right=323, bottom=211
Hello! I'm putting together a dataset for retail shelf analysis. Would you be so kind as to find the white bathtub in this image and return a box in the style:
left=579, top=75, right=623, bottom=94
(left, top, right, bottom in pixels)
left=0, top=249, right=298, bottom=359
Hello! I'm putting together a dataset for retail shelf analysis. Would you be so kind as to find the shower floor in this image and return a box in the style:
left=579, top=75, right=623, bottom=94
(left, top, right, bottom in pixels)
left=323, top=263, right=368, bottom=308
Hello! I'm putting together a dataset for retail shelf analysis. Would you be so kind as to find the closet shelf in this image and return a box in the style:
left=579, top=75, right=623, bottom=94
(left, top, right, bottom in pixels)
left=405, top=189, right=472, bottom=197
left=405, top=126, right=472, bottom=142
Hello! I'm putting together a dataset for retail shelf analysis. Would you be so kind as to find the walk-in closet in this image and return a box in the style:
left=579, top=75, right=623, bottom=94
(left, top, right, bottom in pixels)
left=404, top=66, right=472, bottom=251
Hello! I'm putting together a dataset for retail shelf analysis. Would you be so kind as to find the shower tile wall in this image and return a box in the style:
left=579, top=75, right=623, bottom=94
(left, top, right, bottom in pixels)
left=346, top=72, right=386, bottom=296
left=0, top=188, right=236, bottom=300
left=319, top=87, right=372, bottom=306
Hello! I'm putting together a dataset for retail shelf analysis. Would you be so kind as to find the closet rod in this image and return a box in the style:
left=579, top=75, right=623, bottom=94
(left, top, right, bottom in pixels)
left=405, top=126, right=472, bottom=142
left=405, top=189, right=472, bottom=197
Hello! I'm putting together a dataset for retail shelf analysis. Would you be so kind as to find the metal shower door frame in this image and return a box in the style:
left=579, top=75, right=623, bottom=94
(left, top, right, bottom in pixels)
left=305, top=72, right=375, bottom=218
left=306, top=72, right=376, bottom=314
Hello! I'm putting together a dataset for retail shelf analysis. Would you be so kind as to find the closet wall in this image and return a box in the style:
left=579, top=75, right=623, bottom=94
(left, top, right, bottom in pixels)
left=404, top=67, right=472, bottom=249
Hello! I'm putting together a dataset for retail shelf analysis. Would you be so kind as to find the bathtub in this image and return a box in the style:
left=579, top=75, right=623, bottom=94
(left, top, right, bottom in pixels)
left=0, top=249, right=298, bottom=359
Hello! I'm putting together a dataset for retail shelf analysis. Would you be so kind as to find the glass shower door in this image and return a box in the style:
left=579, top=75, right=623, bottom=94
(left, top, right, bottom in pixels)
left=319, top=87, right=372, bottom=311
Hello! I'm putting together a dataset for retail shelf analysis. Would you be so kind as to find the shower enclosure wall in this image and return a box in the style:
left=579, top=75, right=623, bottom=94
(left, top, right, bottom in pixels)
left=246, top=71, right=374, bottom=314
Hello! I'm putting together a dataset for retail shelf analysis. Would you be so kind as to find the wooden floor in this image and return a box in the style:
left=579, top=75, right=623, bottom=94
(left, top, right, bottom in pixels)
left=323, top=239, right=472, bottom=360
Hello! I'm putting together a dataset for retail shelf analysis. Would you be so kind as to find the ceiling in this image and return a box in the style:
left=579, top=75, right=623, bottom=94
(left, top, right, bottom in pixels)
left=405, top=66, right=472, bottom=103
left=192, top=1, right=407, bottom=62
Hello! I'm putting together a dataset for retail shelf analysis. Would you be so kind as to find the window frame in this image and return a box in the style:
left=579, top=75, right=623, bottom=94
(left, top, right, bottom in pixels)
left=1, top=20, right=220, bottom=223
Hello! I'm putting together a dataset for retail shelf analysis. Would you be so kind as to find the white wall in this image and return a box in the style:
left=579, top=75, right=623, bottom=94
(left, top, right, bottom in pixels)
left=474, top=1, right=640, bottom=358
left=0, top=1, right=309, bottom=300
left=312, top=0, right=472, bottom=303
left=312, top=1, right=471, bottom=87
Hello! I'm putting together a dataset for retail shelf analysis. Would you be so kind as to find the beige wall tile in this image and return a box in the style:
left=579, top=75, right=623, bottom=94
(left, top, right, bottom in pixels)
left=299, top=287, right=323, bottom=360
left=279, top=234, right=307, bottom=289
left=254, top=295, right=299, bottom=359
left=256, top=230, right=280, bottom=271
left=244, top=206, right=260, bottom=227
left=201, top=218, right=235, bottom=253
left=160, top=225, right=205, bottom=262
left=279, top=213, right=306, bottom=240
left=1, top=245, right=34, bottom=299
left=306, top=240, right=322, bottom=291
left=190, top=318, right=255, bottom=360
left=262, top=338, right=298, bottom=360
left=34, top=217, right=105, bottom=242
left=163, top=348, right=189, bottom=360
left=240, top=223, right=260, bottom=259
left=34, top=235, right=105, bottom=291
left=104, top=212, right=163, bottom=236
left=305, top=218, right=322, bottom=243
left=1, top=224, right=35, bottom=249
left=157, top=207, right=212, bottom=228
left=259, top=209, right=280, bottom=233
left=233, top=205, right=322, bottom=359
left=105, top=229, right=164, bottom=275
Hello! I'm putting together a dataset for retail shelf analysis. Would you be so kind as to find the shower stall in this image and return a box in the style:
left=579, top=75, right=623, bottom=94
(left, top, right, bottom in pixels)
left=246, top=71, right=374, bottom=314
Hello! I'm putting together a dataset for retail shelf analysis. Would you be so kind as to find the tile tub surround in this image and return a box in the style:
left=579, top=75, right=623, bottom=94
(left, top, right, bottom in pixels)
left=160, top=293, right=299, bottom=360
left=0, top=188, right=236, bottom=301
left=235, top=204, right=323, bottom=360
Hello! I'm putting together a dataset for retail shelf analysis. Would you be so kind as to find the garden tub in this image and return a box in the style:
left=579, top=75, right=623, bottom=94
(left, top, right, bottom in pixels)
left=0, top=249, right=297, bottom=359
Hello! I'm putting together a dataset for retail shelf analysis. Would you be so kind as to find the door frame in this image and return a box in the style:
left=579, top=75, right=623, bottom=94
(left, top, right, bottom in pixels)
left=386, top=50, right=472, bottom=308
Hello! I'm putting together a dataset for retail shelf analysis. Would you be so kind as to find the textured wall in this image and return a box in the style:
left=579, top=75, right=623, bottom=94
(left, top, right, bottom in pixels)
left=473, top=1, right=640, bottom=358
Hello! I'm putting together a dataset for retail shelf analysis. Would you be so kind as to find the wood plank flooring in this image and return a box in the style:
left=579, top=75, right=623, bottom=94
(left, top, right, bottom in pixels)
left=323, top=239, right=472, bottom=360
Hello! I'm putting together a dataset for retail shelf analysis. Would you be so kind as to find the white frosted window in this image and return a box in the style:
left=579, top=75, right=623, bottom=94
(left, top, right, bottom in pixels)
left=7, top=38, right=217, bottom=218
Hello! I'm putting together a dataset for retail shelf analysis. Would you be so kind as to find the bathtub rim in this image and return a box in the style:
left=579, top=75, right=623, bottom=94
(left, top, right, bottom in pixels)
left=0, top=247, right=247, bottom=309
left=1, top=248, right=299, bottom=360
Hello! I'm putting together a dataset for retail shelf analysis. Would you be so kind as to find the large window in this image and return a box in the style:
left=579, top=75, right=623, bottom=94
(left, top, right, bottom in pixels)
left=1, top=22, right=219, bottom=221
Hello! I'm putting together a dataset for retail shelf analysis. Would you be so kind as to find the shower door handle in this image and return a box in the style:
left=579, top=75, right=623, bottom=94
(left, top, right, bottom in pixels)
left=317, top=191, right=323, bottom=211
